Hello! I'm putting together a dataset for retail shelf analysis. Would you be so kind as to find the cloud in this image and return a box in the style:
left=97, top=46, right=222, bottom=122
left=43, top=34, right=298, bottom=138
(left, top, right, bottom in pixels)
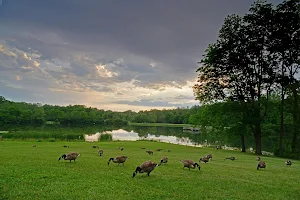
left=0, top=0, right=277, bottom=111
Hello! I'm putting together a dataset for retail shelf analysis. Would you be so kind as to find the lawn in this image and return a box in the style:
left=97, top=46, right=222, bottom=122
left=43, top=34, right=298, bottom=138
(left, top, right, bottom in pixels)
left=0, top=141, right=299, bottom=200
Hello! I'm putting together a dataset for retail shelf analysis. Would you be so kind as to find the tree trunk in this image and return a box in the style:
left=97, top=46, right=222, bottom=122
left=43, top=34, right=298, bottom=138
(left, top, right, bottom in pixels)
left=279, top=86, right=284, bottom=155
left=254, top=123, right=262, bottom=155
left=241, top=134, right=246, bottom=152
left=291, top=87, right=299, bottom=153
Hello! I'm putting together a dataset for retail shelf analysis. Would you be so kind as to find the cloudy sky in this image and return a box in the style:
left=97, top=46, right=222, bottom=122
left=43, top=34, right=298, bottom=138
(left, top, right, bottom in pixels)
left=0, top=0, right=281, bottom=111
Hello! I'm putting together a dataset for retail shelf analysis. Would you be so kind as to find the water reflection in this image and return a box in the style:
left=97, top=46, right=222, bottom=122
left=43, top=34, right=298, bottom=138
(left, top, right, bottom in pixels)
left=85, top=129, right=205, bottom=147
left=78, top=126, right=277, bottom=154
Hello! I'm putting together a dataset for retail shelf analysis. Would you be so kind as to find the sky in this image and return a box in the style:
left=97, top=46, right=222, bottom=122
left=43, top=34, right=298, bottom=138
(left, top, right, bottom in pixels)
left=0, top=0, right=281, bottom=111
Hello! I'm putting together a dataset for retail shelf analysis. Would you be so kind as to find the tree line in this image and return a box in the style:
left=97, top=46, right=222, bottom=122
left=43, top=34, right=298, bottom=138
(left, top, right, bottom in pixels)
left=0, top=96, right=191, bottom=128
left=193, top=0, right=300, bottom=157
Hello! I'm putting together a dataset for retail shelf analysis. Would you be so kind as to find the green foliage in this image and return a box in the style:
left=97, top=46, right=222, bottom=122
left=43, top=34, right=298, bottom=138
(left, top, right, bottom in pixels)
left=194, top=0, right=300, bottom=155
left=0, top=96, right=190, bottom=127
left=99, top=133, right=113, bottom=141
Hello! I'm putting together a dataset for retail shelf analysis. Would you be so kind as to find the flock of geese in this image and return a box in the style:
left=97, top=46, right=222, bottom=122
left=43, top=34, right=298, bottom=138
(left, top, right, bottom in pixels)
left=34, top=144, right=294, bottom=177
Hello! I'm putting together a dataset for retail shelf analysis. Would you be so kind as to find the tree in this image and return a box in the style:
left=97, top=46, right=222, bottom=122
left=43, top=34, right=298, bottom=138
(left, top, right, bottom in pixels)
left=269, top=0, right=300, bottom=154
left=194, top=1, right=276, bottom=154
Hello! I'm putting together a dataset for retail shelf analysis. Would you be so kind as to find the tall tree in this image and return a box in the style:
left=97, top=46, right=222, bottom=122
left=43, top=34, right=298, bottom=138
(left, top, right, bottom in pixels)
left=269, top=0, right=300, bottom=154
left=194, top=1, right=276, bottom=154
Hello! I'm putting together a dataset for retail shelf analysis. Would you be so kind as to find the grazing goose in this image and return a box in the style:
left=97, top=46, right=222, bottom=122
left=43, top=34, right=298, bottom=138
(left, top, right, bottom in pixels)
left=256, top=156, right=261, bottom=161
left=92, top=145, right=99, bottom=149
left=159, top=157, right=168, bottom=166
left=58, top=152, right=80, bottom=163
left=141, top=147, right=146, bottom=150
left=146, top=150, right=154, bottom=155
left=132, top=161, right=158, bottom=178
left=181, top=159, right=200, bottom=170
left=107, top=156, right=129, bottom=166
left=199, top=157, right=210, bottom=163
left=285, top=160, right=292, bottom=166
left=33, top=144, right=36, bottom=147
left=225, top=157, right=236, bottom=161
left=62, top=145, right=69, bottom=148
left=257, top=161, right=266, bottom=170
left=167, top=150, right=171, bottom=152
left=156, top=148, right=162, bottom=151
left=116, top=147, right=124, bottom=151
left=98, top=149, right=104, bottom=156
left=205, top=154, right=212, bottom=160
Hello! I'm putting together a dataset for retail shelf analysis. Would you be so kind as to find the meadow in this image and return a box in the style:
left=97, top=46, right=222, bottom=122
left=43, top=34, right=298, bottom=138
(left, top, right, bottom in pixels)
left=0, top=140, right=299, bottom=200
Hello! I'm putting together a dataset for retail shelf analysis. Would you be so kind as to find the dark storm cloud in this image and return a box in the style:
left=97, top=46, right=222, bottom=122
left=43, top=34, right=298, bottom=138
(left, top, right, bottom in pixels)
left=0, top=0, right=273, bottom=84
left=0, top=0, right=283, bottom=109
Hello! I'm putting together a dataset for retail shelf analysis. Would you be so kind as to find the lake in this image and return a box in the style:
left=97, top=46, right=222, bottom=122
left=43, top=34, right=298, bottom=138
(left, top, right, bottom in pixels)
left=84, top=126, right=278, bottom=154
left=1, top=125, right=280, bottom=154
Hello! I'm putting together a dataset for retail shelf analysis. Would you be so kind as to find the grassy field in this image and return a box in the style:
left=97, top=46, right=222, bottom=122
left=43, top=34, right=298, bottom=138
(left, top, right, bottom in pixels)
left=0, top=141, right=299, bottom=200
left=129, top=122, right=190, bottom=127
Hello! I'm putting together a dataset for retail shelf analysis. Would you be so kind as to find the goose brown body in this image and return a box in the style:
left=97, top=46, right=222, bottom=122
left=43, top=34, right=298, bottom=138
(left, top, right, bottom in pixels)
left=205, top=154, right=212, bottom=160
left=200, top=157, right=209, bottom=163
left=156, top=148, right=162, bottom=151
left=132, top=161, right=158, bottom=178
left=58, top=152, right=80, bottom=162
left=225, top=157, right=236, bottom=161
left=256, top=156, right=261, bottom=161
left=257, top=161, right=266, bottom=170
left=159, top=157, right=168, bottom=165
left=181, top=159, right=200, bottom=170
left=92, top=146, right=99, bottom=149
left=98, top=149, right=104, bottom=156
left=146, top=150, right=154, bottom=155
left=107, top=156, right=128, bottom=166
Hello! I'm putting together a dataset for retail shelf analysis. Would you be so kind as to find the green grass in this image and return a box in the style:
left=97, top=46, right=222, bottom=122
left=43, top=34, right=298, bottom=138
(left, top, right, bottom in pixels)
left=129, top=122, right=190, bottom=127
left=0, top=141, right=299, bottom=200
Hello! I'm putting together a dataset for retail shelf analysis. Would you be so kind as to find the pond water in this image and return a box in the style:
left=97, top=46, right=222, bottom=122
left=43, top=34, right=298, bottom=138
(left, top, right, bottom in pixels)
left=85, top=129, right=205, bottom=147
left=1, top=125, right=279, bottom=154
left=83, top=126, right=279, bottom=154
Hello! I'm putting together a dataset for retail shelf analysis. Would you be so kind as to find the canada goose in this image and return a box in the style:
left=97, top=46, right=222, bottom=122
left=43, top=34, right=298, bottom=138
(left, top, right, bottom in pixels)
left=156, top=148, right=162, bottom=151
left=159, top=157, right=168, bottom=166
left=285, top=160, right=292, bottom=166
left=199, top=157, right=209, bottom=163
left=205, top=154, right=212, bottom=160
left=33, top=144, right=36, bottom=147
left=181, top=160, right=200, bottom=170
left=225, top=157, right=236, bottom=161
left=146, top=150, right=153, bottom=155
left=141, top=147, right=145, bottom=149
left=132, top=161, right=158, bottom=178
left=116, top=147, right=124, bottom=151
left=257, top=161, right=266, bottom=170
left=62, top=145, right=69, bottom=148
left=98, top=149, right=104, bottom=156
left=107, top=156, right=129, bottom=166
left=92, top=146, right=99, bottom=149
left=58, top=152, right=80, bottom=163
left=256, top=156, right=261, bottom=161
left=167, top=150, right=171, bottom=152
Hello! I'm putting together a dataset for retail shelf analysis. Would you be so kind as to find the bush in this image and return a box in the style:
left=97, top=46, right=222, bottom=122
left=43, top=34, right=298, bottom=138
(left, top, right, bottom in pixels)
left=48, top=138, right=56, bottom=142
left=99, top=134, right=112, bottom=141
